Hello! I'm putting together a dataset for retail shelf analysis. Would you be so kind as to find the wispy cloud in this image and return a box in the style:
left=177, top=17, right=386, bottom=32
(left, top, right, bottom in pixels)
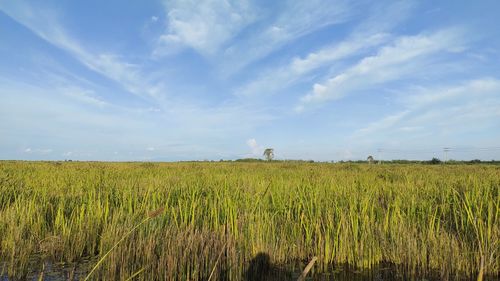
left=297, top=28, right=467, bottom=111
left=235, top=1, right=415, bottom=97
left=355, top=111, right=410, bottom=136
left=354, top=78, right=500, bottom=137
left=154, top=0, right=354, bottom=72
left=220, top=0, right=353, bottom=73
left=260, top=0, right=351, bottom=43
left=154, top=0, right=256, bottom=56
left=236, top=33, right=390, bottom=97
left=0, top=1, right=165, bottom=101
left=24, top=148, right=53, bottom=154
left=403, top=78, right=500, bottom=108
left=1, top=1, right=280, bottom=135
left=60, top=86, right=108, bottom=107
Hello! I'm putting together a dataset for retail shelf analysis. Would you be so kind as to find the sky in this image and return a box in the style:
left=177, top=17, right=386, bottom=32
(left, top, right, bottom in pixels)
left=1, top=0, right=500, bottom=161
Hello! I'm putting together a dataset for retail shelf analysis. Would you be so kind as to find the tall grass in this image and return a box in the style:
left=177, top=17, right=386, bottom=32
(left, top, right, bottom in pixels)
left=0, top=161, right=498, bottom=280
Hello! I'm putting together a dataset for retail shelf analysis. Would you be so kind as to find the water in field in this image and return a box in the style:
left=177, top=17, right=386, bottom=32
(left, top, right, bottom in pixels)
left=0, top=258, right=92, bottom=281
left=1, top=254, right=487, bottom=281
left=241, top=253, right=478, bottom=281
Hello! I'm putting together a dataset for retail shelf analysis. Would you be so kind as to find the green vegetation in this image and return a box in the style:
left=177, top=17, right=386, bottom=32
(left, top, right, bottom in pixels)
left=0, top=161, right=498, bottom=280
left=263, top=149, right=274, bottom=161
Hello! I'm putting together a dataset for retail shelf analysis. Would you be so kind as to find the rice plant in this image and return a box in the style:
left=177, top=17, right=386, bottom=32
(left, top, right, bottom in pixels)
left=0, top=161, right=498, bottom=280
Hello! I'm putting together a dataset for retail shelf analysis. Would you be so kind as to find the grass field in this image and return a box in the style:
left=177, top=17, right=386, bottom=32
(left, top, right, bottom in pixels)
left=0, top=161, right=498, bottom=280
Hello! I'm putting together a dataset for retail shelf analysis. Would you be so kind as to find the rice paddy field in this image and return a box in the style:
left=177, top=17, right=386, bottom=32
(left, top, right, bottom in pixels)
left=0, top=161, right=498, bottom=280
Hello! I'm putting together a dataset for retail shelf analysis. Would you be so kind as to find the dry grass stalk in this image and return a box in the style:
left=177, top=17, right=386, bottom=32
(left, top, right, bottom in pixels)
left=297, top=256, right=317, bottom=281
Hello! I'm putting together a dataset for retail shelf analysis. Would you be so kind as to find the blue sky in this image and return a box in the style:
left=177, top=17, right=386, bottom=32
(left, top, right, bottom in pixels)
left=1, top=0, right=500, bottom=161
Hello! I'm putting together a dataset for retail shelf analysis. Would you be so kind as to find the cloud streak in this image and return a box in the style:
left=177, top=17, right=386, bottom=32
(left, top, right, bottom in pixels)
left=235, top=1, right=416, bottom=97
left=297, top=28, right=467, bottom=111
left=354, top=78, right=500, bottom=137
left=0, top=1, right=165, bottom=101
left=220, top=0, right=353, bottom=73
left=236, top=32, right=390, bottom=97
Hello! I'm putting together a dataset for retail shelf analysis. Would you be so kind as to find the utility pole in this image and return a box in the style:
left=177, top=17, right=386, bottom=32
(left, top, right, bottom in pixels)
left=377, top=148, right=382, bottom=164
left=443, top=147, right=451, bottom=162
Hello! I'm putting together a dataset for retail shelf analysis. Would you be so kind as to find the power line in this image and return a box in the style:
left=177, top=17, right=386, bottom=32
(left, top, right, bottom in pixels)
left=447, top=147, right=500, bottom=152
left=374, top=147, right=500, bottom=160
left=378, top=147, right=500, bottom=153
left=443, top=147, right=451, bottom=162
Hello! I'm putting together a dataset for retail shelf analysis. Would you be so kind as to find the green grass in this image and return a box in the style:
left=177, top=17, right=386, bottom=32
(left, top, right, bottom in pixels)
left=0, top=161, right=498, bottom=280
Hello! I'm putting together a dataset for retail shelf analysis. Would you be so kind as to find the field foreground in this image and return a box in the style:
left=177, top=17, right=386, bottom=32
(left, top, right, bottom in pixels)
left=0, top=161, right=499, bottom=280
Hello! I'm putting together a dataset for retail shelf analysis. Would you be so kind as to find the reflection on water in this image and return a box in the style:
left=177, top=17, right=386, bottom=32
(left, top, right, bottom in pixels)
left=244, top=252, right=293, bottom=281
left=243, top=252, right=488, bottom=281
left=0, top=259, right=91, bottom=281
left=1, top=253, right=494, bottom=281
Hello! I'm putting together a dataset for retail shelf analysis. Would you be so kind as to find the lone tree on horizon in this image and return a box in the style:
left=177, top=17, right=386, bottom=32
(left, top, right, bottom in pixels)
left=263, top=148, right=274, bottom=161
left=367, top=155, right=374, bottom=164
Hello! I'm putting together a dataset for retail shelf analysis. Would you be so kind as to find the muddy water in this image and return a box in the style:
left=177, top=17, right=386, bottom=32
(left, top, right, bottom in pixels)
left=0, top=259, right=92, bottom=281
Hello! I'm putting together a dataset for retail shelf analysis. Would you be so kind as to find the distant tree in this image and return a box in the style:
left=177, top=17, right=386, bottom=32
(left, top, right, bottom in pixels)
left=429, top=157, right=441, bottom=165
left=263, top=148, right=274, bottom=161
left=367, top=155, right=374, bottom=164
left=235, top=158, right=264, bottom=162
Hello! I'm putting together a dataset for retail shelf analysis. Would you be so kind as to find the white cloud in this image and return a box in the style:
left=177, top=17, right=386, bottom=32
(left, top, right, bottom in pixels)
left=236, top=33, right=390, bottom=97
left=235, top=1, right=416, bottom=97
left=154, top=0, right=256, bottom=56
left=24, top=148, right=53, bottom=154
left=290, top=0, right=416, bottom=75
left=0, top=3, right=280, bottom=144
left=246, top=138, right=263, bottom=156
left=298, top=28, right=466, bottom=109
left=291, top=34, right=390, bottom=74
left=353, top=78, right=500, bottom=137
left=152, top=0, right=354, bottom=71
